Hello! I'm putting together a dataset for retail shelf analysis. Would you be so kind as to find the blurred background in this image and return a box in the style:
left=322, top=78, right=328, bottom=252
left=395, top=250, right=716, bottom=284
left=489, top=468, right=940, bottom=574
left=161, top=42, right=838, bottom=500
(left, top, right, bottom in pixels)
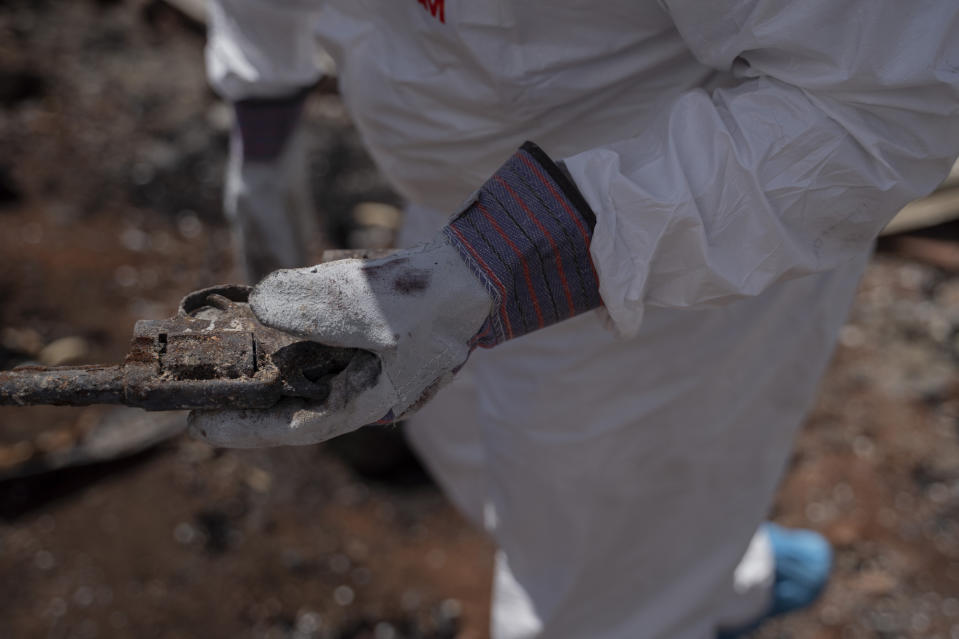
left=0, top=1, right=957, bottom=638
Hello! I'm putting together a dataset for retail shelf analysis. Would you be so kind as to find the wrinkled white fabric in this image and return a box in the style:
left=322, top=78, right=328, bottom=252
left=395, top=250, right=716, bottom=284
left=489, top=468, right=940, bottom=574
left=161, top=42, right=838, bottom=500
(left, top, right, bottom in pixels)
left=208, top=1, right=959, bottom=330
left=206, top=1, right=959, bottom=637
left=225, top=123, right=318, bottom=283
left=207, top=0, right=326, bottom=101
left=567, top=2, right=959, bottom=336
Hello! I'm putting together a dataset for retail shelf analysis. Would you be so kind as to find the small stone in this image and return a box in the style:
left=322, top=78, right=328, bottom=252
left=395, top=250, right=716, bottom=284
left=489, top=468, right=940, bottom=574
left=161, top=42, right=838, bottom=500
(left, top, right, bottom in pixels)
left=295, top=610, right=322, bottom=634
left=1, top=327, right=44, bottom=355
left=140, top=140, right=179, bottom=171
left=806, top=501, right=834, bottom=524
left=897, top=264, right=926, bottom=290
left=374, top=622, right=397, bottom=639
left=353, top=202, right=402, bottom=229
left=35, top=428, right=75, bottom=453
left=839, top=325, right=866, bottom=348
left=176, top=210, right=202, bottom=239
left=0, top=441, right=35, bottom=469
left=333, top=585, right=354, bottom=606
left=348, top=227, right=395, bottom=250
left=829, top=521, right=859, bottom=547
left=245, top=467, right=272, bottom=493
left=120, top=227, right=149, bottom=252
left=173, top=522, right=196, bottom=545
left=177, top=440, right=214, bottom=463
left=206, top=101, right=233, bottom=133
left=853, top=435, right=875, bottom=459
left=440, top=598, right=463, bottom=620
left=38, top=336, right=89, bottom=366
left=346, top=539, right=368, bottom=561
left=852, top=570, right=896, bottom=596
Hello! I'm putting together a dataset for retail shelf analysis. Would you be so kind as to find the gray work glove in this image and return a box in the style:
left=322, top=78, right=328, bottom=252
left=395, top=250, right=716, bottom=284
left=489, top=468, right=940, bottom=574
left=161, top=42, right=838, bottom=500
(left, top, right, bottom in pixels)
left=190, top=142, right=601, bottom=448
left=188, top=238, right=492, bottom=447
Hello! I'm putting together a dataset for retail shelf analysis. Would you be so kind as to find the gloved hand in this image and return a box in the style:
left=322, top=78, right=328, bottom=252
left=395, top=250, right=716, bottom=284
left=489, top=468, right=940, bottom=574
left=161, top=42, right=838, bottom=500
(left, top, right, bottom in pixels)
left=190, top=142, right=602, bottom=447
left=226, top=93, right=318, bottom=283
left=189, top=238, right=492, bottom=447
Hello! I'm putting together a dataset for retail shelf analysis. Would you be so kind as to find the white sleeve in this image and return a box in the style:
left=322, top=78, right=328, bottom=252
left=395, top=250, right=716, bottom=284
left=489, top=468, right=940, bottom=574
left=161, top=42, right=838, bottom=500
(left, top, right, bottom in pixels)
left=564, top=0, right=959, bottom=337
left=206, top=0, right=326, bottom=101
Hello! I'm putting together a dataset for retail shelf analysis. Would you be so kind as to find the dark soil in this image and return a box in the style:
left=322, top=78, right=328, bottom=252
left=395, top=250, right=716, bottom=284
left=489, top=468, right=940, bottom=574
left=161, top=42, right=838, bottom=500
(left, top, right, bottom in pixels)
left=0, top=1, right=957, bottom=638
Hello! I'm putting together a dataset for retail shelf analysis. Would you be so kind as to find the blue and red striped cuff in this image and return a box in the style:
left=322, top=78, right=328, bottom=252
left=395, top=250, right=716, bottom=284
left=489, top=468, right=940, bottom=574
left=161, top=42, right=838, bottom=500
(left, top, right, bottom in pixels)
left=444, top=142, right=601, bottom=348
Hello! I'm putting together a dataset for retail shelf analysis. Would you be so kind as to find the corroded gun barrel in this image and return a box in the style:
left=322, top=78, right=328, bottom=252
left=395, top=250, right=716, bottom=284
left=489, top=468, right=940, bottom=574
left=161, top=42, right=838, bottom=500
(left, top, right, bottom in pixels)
left=0, top=285, right=361, bottom=411
left=0, top=365, right=126, bottom=407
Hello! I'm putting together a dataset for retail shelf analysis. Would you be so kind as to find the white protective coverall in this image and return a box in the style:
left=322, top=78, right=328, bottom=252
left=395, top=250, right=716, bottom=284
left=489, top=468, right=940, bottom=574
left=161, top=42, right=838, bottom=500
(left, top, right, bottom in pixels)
left=206, top=1, right=959, bottom=637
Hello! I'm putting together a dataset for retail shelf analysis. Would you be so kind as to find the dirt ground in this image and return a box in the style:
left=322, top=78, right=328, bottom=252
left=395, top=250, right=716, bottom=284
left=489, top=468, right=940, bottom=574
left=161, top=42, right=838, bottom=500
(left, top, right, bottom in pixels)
left=0, top=1, right=958, bottom=638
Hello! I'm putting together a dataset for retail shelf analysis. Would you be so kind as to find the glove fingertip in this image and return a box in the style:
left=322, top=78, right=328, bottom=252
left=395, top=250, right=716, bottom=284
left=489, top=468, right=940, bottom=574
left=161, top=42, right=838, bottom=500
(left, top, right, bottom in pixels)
left=250, top=270, right=316, bottom=334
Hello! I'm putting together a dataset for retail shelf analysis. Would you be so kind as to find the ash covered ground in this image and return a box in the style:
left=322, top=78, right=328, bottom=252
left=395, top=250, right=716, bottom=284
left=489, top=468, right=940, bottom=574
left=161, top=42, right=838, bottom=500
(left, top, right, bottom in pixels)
left=0, top=2, right=958, bottom=638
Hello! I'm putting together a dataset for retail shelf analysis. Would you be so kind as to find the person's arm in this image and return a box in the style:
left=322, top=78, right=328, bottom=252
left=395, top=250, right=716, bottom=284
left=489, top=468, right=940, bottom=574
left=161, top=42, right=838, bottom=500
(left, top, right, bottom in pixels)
left=564, top=0, right=959, bottom=336
left=206, top=0, right=325, bottom=103
left=190, top=0, right=959, bottom=447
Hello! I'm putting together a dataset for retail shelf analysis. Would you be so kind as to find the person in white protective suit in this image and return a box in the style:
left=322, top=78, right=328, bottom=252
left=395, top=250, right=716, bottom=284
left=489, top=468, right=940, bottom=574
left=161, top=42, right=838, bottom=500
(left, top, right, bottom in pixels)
left=193, top=1, right=959, bottom=637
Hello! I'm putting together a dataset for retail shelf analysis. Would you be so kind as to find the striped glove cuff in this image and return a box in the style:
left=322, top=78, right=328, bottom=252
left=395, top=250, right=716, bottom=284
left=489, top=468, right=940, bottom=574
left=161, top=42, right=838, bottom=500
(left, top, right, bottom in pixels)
left=444, top=142, right=602, bottom=348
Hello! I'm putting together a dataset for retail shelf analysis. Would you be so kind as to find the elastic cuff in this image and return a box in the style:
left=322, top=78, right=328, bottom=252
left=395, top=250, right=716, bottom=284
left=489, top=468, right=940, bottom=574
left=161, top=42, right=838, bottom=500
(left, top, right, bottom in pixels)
left=233, top=88, right=310, bottom=162
left=444, top=142, right=602, bottom=347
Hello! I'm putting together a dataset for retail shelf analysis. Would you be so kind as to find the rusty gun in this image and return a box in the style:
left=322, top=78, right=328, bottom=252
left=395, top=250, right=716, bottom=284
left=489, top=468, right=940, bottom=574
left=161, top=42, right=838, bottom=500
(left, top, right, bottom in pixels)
left=0, top=284, right=369, bottom=411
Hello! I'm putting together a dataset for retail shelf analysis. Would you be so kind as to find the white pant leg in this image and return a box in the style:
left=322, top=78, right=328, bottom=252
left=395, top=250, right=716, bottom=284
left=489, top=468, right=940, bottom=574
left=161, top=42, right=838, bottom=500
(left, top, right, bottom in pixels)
left=398, top=202, right=866, bottom=638
left=404, top=367, right=488, bottom=528
left=406, top=320, right=776, bottom=631
left=469, top=256, right=867, bottom=639
left=398, top=203, right=489, bottom=529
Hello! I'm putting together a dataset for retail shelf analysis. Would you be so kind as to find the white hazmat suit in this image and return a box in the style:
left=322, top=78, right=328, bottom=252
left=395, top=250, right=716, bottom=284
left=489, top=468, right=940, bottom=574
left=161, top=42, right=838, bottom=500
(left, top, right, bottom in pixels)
left=205, top=1, right=959, bottom=637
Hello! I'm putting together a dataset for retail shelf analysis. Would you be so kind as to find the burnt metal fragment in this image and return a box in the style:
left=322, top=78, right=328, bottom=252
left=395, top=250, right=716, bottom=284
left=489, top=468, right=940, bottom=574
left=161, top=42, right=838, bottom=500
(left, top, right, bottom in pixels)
left=0, top=285, right=361, bottom=411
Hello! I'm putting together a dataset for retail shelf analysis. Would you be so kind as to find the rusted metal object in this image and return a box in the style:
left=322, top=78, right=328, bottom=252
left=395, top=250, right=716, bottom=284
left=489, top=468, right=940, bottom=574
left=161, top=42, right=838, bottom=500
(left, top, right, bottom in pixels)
left=0, top=284, right=360, bottom=411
